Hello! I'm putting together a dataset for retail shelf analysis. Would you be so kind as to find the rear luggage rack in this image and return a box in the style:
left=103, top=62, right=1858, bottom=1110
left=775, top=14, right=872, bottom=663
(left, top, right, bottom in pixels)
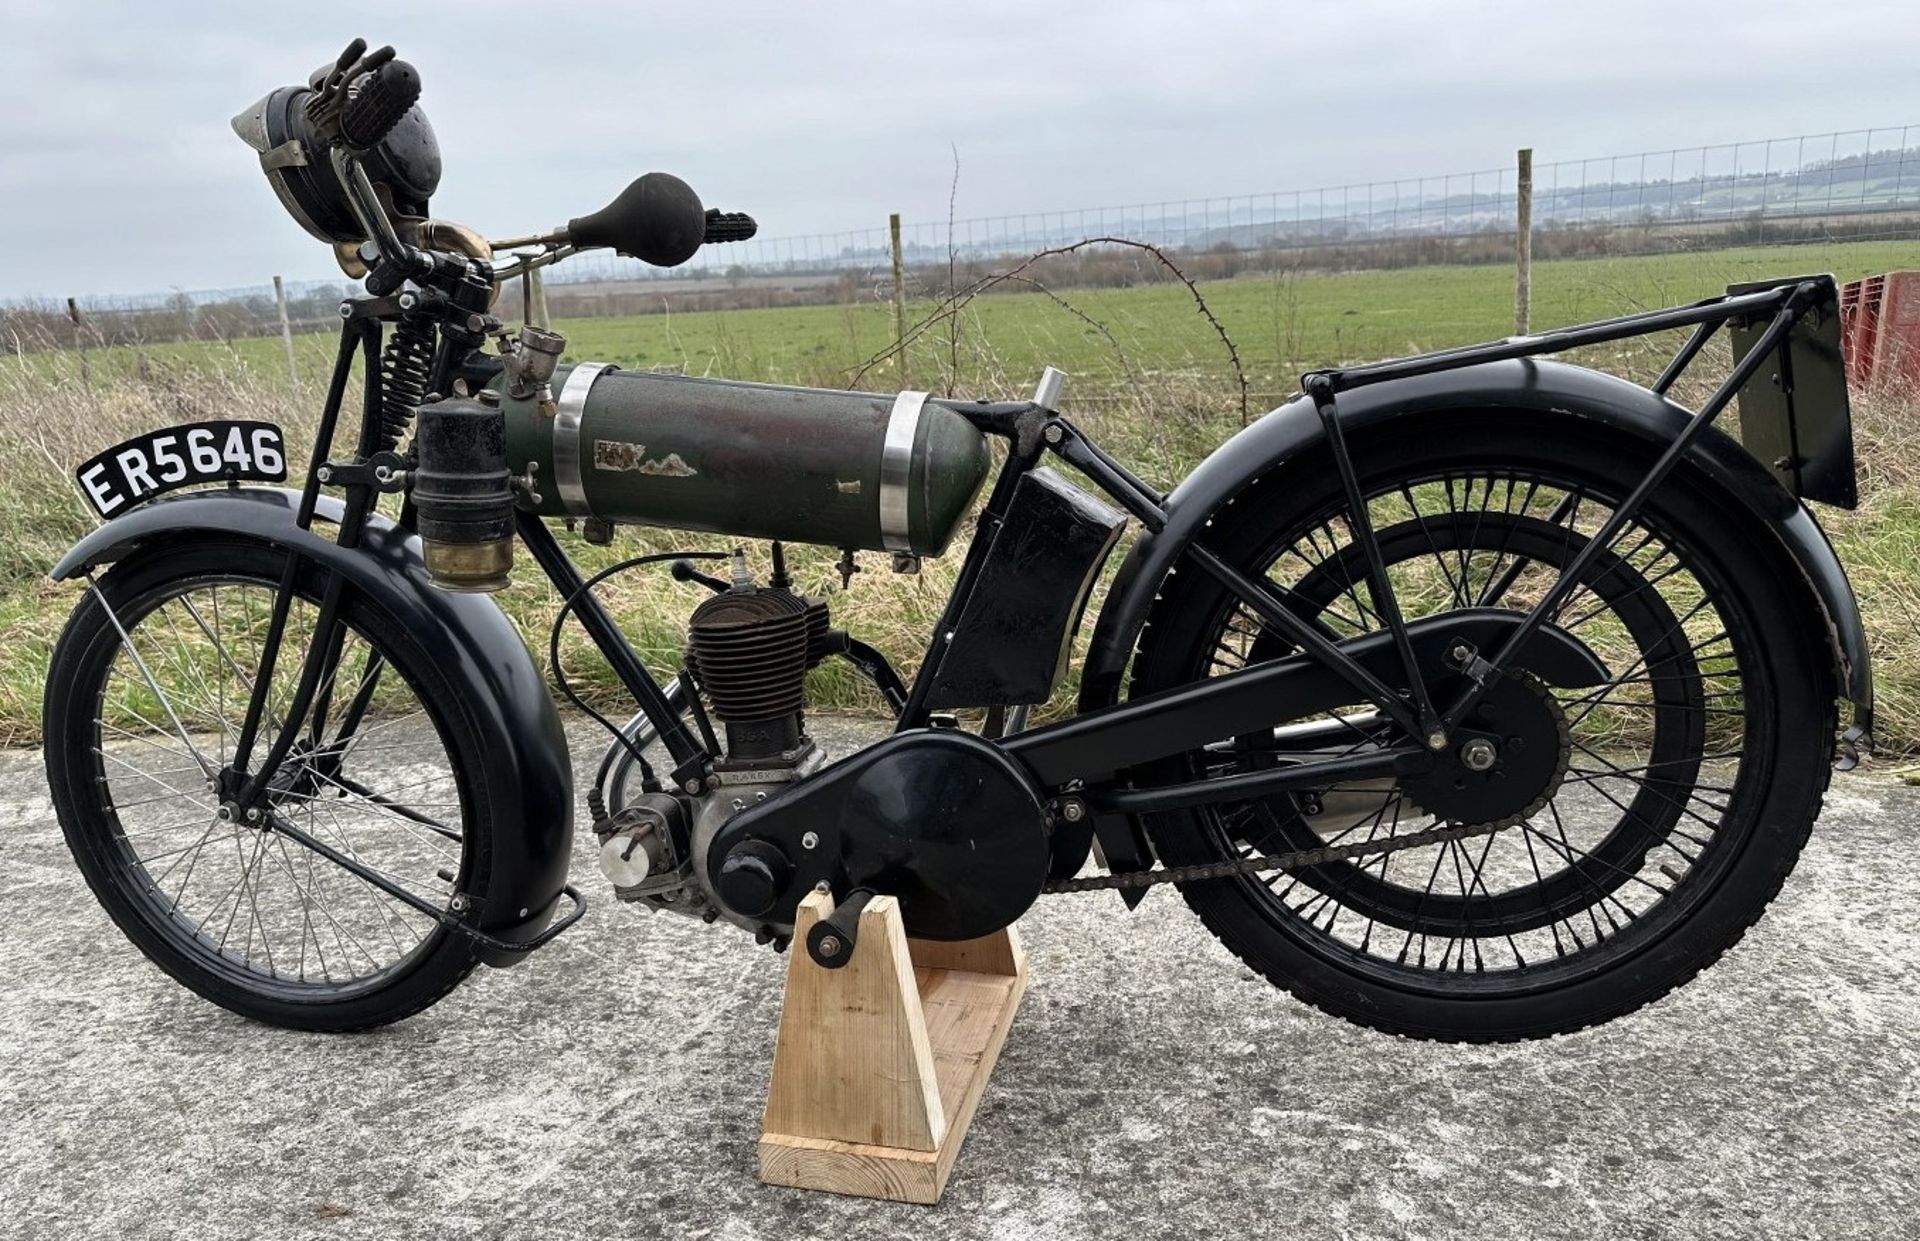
left=1303, top=274, right=1855, bottom=510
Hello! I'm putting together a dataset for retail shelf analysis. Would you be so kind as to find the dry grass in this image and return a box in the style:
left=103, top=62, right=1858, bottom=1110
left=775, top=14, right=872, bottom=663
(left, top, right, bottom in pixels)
left=5, top=316, right=1919, bottom=755
left=1814, top=387, right=1920, bottom=749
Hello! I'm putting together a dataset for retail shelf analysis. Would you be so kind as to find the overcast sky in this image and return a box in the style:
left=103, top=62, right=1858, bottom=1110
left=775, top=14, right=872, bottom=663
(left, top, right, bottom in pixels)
left=3, top=0, right=1917, bottom=300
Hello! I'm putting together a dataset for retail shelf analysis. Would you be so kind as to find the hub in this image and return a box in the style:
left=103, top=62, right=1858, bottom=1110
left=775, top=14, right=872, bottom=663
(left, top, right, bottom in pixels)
left=260, top=740, right=333, bottom=805
left=1404, top=672, right=1569, bottom=827
left=1459, top=737, right=1498, bottom=772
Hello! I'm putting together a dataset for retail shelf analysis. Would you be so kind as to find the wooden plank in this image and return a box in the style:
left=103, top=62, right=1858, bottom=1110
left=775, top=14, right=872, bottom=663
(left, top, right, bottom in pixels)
left=759, top=903, right=1027, bottom=1204
left=760, top=1133, right=943, bottom=1205
left=908, top=925, right=1024, bottom=976
left=917, top=970, right=1020, bottom=1121
left=761, top=893, right=945, bottom=1152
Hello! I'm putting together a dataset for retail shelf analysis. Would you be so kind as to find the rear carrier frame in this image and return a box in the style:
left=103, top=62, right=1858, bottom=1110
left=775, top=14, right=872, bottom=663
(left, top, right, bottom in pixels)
left=1306, top=273, right=1857, bottom=510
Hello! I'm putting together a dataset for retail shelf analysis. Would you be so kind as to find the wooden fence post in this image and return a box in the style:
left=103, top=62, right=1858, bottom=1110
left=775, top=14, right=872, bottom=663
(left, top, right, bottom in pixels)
left=273, top=275, right=298, bottom=387
left=66, top=297, right=91, bottom=387
left=889, top=212, right=908, bottom=387
left=1515, top=148, right=1533, bottom=336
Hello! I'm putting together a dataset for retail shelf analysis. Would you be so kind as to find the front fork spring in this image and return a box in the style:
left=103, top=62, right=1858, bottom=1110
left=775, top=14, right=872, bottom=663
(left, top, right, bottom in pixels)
left=375, top=312, right=435, bottom=452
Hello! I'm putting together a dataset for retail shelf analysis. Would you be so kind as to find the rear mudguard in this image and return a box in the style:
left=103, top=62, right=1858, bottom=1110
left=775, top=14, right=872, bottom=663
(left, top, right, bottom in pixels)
left=51, top=488, right=573, bottom=967
left=1076, top=358, right=1872, bottom=888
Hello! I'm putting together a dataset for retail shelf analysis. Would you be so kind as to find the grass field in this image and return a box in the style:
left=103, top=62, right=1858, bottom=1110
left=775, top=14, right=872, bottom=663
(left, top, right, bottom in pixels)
left=5, top=237, right=1920, bottom=751
left=30, top=239, right=1920, bottom=401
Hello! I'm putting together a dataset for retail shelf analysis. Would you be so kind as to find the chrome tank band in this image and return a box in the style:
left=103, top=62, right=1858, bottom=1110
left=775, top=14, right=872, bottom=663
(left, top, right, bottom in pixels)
left=879, top=389, right=928, bottom=553
left=553, top=362, right=611, bottom=519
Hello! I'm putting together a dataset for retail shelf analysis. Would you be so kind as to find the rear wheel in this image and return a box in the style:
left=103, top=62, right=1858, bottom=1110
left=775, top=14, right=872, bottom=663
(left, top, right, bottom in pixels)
left=44, top=540, right=495, bottom=1031
left=1129, top=414, right=1836, bottom=1041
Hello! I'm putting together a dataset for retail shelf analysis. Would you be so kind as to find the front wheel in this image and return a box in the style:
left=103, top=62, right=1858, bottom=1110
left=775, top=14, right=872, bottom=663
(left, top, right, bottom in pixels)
left=44, top=540, right=498, bottom=1031
left=1129, top=413, right=1838, bottom=1041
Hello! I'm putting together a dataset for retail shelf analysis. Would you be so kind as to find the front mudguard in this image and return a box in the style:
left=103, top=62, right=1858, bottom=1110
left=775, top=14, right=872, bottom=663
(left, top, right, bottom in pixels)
left=1076, top=358, right=1873, bottom=887
left=51, top=488, right=574, bottom=967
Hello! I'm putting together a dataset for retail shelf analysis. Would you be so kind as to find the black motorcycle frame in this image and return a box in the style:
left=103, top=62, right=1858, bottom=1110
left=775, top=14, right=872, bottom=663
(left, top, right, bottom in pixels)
left=78, top=272, right=1860, bottom=955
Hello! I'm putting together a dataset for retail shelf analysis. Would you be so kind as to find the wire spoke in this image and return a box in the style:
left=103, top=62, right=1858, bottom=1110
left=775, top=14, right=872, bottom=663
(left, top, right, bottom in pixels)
left=1182, top=464, right=1748, bottom=984
left=83, top=574, right=461, bottom=990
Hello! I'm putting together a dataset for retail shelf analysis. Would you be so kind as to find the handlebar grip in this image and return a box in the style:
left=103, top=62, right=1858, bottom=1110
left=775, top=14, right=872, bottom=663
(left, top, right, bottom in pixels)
left=341, top=58, right=421, bottom=151
left=703, top=210, right=758, bottom=244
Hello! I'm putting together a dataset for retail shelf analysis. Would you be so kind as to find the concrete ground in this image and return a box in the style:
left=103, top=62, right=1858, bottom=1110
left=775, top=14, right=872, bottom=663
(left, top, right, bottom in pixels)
left=2, top=715, right=1915, bottom=1241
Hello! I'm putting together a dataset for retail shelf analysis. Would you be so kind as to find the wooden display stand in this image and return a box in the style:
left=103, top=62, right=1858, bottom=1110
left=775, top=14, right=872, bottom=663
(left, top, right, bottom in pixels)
left=758, top=889, right=1027, bottom=1204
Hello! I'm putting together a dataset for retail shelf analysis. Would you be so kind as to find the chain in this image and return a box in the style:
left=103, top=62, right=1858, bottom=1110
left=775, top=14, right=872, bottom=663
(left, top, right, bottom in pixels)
left=1042, top=816, right=1513, bottom=894
left=1047, top=672, right=1570, bottom=896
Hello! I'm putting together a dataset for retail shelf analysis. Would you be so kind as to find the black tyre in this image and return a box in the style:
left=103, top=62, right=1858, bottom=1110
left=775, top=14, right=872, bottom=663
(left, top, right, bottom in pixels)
left=44, top=540, right=494, bottom=1031
left=1129, top=411, right=1836, bottom=1041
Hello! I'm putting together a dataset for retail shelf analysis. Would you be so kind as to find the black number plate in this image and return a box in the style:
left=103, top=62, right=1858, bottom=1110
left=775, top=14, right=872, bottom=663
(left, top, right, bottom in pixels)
left=75, top=420, right=288, bottom=519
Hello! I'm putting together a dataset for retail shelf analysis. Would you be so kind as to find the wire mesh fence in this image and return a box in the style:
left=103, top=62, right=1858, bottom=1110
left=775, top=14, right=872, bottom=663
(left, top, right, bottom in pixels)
left=8, top=123, right=1919, bottom=355
left=559, top=123, right=1920, bottom=281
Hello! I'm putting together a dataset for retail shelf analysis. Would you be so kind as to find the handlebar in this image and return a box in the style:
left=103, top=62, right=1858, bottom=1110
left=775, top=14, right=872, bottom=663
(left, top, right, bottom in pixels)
left=703, top=210, right=758, bottom=245
left=341, top=57, right=421, bottom=152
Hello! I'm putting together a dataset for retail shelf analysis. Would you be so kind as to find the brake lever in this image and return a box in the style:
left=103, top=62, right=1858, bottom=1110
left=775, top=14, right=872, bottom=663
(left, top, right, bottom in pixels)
left=307, top=41, right=395, bottom=132
left=315, top=38, right=367, bottom=103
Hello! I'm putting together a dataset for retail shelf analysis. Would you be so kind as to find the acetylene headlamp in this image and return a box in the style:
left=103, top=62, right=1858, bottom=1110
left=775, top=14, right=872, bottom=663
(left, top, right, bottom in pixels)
left=229, top=69, right=442, bottom=253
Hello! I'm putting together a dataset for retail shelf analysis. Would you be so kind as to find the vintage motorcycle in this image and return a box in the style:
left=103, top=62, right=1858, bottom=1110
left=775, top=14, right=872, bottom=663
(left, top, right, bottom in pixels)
left=44, top=41, right=1872, bottom=1042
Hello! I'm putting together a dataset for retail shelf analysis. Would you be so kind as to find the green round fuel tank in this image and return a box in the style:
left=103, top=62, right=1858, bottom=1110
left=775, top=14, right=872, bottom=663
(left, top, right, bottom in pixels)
left=497, top=366, right=990, bottom=557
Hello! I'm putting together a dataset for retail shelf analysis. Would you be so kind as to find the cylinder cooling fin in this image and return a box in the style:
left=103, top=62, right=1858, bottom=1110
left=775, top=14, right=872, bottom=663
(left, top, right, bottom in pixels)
left=686, top=588, right=810, bottom=724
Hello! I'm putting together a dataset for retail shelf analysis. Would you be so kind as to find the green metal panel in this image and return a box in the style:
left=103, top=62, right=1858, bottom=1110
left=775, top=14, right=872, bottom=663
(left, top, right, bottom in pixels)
left=498, top=366, right=990, bottom=555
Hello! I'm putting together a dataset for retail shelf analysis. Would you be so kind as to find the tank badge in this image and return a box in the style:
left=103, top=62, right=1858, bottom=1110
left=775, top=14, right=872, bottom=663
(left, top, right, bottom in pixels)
left=594, top=439, right=697, bottom=477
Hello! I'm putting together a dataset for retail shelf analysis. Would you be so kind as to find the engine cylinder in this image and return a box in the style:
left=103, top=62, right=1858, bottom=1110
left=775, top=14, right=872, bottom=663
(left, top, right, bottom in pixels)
left=496, top=366, right=989, bottom=557
left=687, top=586, right=813, bottom=760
